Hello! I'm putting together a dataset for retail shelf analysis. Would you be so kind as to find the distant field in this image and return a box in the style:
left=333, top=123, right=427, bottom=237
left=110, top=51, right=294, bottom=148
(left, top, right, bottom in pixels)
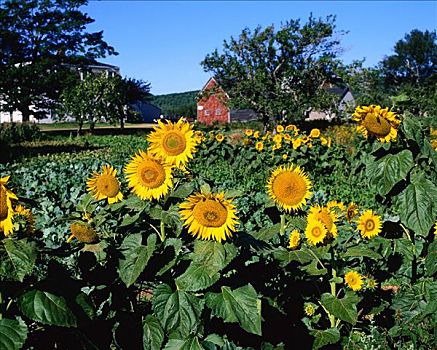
left=38, top=122, right=156, bottom=131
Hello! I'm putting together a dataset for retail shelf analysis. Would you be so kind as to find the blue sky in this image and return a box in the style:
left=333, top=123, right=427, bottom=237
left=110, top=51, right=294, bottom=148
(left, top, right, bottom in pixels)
left=85, top=1, right=437, bottom=95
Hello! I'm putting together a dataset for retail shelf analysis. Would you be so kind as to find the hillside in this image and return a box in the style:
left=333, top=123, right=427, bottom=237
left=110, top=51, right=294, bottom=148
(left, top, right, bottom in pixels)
left=151, top=90, right=199, bottom=117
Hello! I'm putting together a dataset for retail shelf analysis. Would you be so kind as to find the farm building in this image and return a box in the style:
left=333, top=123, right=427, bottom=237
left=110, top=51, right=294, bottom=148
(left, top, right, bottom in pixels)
left=196, top=77, right=354, bottom=124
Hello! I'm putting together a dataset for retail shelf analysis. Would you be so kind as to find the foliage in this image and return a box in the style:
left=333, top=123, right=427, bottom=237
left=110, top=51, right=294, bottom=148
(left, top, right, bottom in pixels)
left=151, top=91, right=198, bottom=118
left=0, top=0, right=116, bottom=122
left=0, top=112, right=436, bottom=349
left=201, top=14, right=346, bottom=125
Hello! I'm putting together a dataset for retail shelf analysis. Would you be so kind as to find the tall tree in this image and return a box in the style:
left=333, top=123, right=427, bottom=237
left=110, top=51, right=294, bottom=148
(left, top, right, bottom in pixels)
left=201, top=15, right=346, bottom=125
left=382, top=29, right=436, bottom=86
left=0, top=0, right=116, bottom=122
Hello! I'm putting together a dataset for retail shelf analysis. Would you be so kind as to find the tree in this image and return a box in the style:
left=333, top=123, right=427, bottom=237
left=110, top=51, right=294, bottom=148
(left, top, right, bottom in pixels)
left=201, top=15, right=346, bottom=126
left=60, top=74, right=152, bottom=134
left=382, top=29, right=436, bottom=86
left=0, top=0, right=116, bottom=122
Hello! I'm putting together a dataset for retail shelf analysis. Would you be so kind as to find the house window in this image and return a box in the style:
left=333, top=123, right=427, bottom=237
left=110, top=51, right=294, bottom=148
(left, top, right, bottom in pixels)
left=215, top=109, right=222, bottom=116
left=204, top=110, right=211, bottom=116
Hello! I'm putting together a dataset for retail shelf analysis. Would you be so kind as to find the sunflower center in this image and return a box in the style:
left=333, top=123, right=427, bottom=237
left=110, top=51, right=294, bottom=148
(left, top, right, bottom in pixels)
left=311, top=226, right=323, bottom=237
left=363, top=113, right=392, bottom=137
left=138, top=160, right=166, bottom=189
left=162, top=131, right=186, bottom=156
left=272, top=171, right=308, bottom=206
left=70, top=222, right=98, bottom=243
left=0, top=186, right=8, bottom=220
left=95, top=174, right=120, bottom=197
left=348, top=276, right=356, bottom=284
left=193, top=199, right=228, bottom=227
left=365, top=219, right=375, bottom=231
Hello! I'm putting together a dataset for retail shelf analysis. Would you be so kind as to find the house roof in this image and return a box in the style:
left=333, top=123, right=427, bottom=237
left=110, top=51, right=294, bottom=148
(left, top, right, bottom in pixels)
left=326, top=86, right=350, bottom=100
left=230, top=109, right=258, bottom=121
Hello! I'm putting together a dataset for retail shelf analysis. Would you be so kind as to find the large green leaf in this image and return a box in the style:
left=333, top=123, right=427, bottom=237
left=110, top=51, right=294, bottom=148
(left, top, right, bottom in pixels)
left=118, top=233, right=156, bottom=287
left=191, top=240, right=236, bottom=270
left=164, top=336, right=205, bottom=350
left=320, top=293, right=359, bottom=325
left=425, top=241, right=437, bottom=277
left=18, top=290, right=77, bottom=327
left=396, top=173, right=437, bottom=236
left=366, top=150, right=414, bottom=196
left=205, top=284, right=262, bottom=336
left=273, top=247, right=312, bottom=267
left=0, top=238, right=37, bottom=282
left=171, top=183, right=194, bottom=198
left=152, top=284, right=204, bottom=337
left=0, top=318, right=28, bottom=350
left=309, top=328, right=340, bottom=350
left=176, top=262, right=220, bottom=292
left=143, top=315, right=164, bottom=350
left=251, top=223, right=280, bottom=241
left=342, top=246, right=382, bottom=260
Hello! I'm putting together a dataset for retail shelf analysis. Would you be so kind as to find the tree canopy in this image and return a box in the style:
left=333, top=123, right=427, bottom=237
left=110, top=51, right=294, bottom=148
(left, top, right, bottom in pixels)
left=0, top=0, right=116, bottom=121
left=201, top=15, right=346, bottom=125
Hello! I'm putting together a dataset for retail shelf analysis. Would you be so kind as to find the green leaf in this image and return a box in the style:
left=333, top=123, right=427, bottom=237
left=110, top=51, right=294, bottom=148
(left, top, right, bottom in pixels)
left=273, top=248, right=313, bottom=267
left=143, top=315, right=164, bottom=350
left=366, top=150, right=414, bottom=196
left=205, top=284, right=262, bottom=336
left=0, top=238, right=37, bottom=282
left=152, top=284, right=204, bottom=337
left=157, top=238, right=184, bottom=276
left=0, top=318, right=28, bottom=350
left=120, top=212, right=141, bottom=227
left=299, top=260, right=327, bottom=276
left=342, top=246, right=382, bottom=260
left=309, top=328, right=340, bottom=350
left=75, top=292, right=95, bottom=320
left=164, top=336, right=205, bottom=350
left=118, top=233, right=156, bottom=287
left=171, top=183, right=194, bottom=198
left=403, top=114, right=424, bottom=145
left=176, top=262, right=220, bottom=292
left=251, top=223, right=280, bottom=241
left=425, top=241, right=437, bottom=276
left=18, top=290, right=77, bottom=327
left=320, top=293, right=359, bottom=325
left=396, top=173, right=437, bottom=236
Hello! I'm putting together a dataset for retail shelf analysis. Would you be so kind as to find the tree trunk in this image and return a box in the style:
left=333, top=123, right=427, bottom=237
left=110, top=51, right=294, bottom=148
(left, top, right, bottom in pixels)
left=21, top=109, right=30, bottom=123
left=77, top=120, right=83, bottom=137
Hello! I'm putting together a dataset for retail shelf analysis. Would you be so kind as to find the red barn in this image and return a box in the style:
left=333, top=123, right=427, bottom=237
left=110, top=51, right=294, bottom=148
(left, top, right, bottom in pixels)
left=197, top=77, right=230, bottom=124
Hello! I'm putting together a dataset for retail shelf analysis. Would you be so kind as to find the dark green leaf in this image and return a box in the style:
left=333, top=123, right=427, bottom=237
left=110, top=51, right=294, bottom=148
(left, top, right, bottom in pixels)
left=205, top=284, right=262, bottom=335
left=251, top=223, right=280, bottom=241
left=342, top=246, right=382, bottom=260
left=0, top=318, right=27, bottom=350
left=120, top=212, right=141, bottom=227
left=152, top=284, right=204, bottom=337
left=18, top=290, right=77, bottom=327
left=310, top=328, right=340, bottom=350
left=366, top=150, right=414, bottom=195
left=396, top=173, right=437, bottom=236
left=119, top=233, right=156, bottom=287
left=273, top=248, right=312, bottom=267
left=176, top=262, right=220, bottom=292
left=320, top=293, right=358, bottom=325
left=299, top=260, right=327, bottom=276
left=172, top=183, right=194, bottom=198
left=0, top=238, right=37, bottom=282
left=425, top=241, right=437, bottom=277
left=164, top=336, right=205, bottom=350
left=143, top=315, right=164, bottom=350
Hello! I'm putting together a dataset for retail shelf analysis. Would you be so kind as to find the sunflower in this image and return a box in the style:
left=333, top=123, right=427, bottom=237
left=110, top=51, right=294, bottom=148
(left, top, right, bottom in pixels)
left=179, top=192, right=238, bottom=242
left=255, top=141, right=264, bottom=151
left=273, top=134, right=282, bottom=144
left=245, top=129, right=254, bottom=137
left=216, top=133, right=224, bottom=142
left=357, top=210, right=382, bottom=239
left=282, top=153, right=288, bottom=160
left=0, top=176, right=17, bottom=237
left=308, top=205, right=338, bottom=238
left=253, top=131, right=260, bottom=139
left=288, top=229, right=300, bottom=249
left=276, top=125, right=284, bottom=133
left=305, top=219, right=327, bottom=245
left=147, top=118, right=197, bottom=167
left=285, top=124, right=297, bottom=132
left=327, top=200, right=345, bottom=212
left=320, top=136, right=332, bottom=147
left=346, top=202, right=358, bottom=222
left=310, top=128, right=321, bottom=138
left=15, top=204, right=35, bottom=235
left=267, top=164, right=312, bottom=212
left=345, top=271, right=364, bottom=291
left=194, top=130, right=204, bottom=144
left=366, top=277, right=378, bottom=290
left=67, top=221, right=98, bottom=243
left=304, top=302, right=317, bottom=317
left=124, top=150, right=173, bottom=200
left=292, top=138, right=302, bottom=150
left=352, top=105, right=401, bottom=143
left=87, top=165, right=123, bottom=204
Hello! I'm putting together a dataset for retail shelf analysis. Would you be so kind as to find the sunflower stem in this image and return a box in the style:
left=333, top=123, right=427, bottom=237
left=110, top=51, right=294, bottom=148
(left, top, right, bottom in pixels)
left=159, top=220, right=166, bottom=242
left=0, top=291, right=2, bottom=320
left=279, top=214, right=286, bottom=236
left=329, top=268, right=337, bottom=328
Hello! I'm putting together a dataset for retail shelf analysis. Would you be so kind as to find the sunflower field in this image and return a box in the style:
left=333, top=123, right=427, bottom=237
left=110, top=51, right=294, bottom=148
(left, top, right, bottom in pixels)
left=0, top=106, right=436, bottom=350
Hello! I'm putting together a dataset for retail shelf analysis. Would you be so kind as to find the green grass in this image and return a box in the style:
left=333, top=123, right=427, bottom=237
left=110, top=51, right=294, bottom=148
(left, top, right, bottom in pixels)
left=38, top=122, right=155, bottom=131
